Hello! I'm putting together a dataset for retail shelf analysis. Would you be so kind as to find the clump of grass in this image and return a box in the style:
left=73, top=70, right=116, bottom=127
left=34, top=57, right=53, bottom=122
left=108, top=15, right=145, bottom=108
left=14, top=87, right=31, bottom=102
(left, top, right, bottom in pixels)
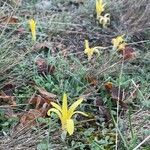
left=0, top=2, right=32, bottom=87
left=34, top=53, right=88, bottom=97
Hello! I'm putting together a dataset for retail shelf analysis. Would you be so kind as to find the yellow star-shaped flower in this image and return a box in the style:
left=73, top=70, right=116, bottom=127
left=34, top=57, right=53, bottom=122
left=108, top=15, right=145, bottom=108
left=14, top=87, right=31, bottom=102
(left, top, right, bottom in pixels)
left=47, top=93, right=88, bottom=135
left=84, top=40, right=100, bottom=60
left=112, top=35, right=126, bottom=50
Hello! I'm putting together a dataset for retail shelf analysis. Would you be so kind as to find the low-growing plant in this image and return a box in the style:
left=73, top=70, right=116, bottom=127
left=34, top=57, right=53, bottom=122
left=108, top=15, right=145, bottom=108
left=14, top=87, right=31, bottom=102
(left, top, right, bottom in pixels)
left=47, top=93, right=88, bottom=135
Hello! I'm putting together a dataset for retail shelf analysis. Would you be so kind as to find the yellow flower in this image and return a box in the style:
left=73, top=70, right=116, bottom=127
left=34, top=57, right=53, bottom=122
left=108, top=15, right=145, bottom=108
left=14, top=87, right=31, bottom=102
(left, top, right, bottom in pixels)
left=28, top=19, right=36, bottom=41
left=112, top=35, right=126, bottom=50
left=96, top=0, right=105, bottom=18
left=118, top=43, right=126, bottom=51
left=99, top=13, right=110, bottom=28
left=84, top=40, right=100, bottom=60
left=47, top=93, right=88, bottom=135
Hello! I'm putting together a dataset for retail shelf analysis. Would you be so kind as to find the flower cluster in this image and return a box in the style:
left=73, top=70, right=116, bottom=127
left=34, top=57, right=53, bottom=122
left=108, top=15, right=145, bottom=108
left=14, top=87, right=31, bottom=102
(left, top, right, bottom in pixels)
left=96, top=0, right=110, bottom=28
left=84, top=34, right=127, bottom=60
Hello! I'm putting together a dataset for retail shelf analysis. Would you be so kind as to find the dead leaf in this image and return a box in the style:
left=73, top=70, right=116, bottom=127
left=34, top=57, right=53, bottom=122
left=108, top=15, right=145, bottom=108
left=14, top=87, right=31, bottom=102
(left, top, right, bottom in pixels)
left=1, top=83, right=15, bottom=96
left=35, top=58, right=55, bottom=75
left=17, top=102, right=49, bottom=129
left=110, top=87, right=124, bottom=100
left=19, top=109, right=43, bottom=127
left=32, top=42, right=51, bottom=52
left=28, top=94, right=51, bottom=109
left=35, top=86, right=57, bottom=100
left=94, top=96, right=111, bottom=122
left=35, top=58, right=47, bottom=73
left=104, top=82, right=128, bottom=108
left=0, top=91, right=16, bottom=106
left=119, top=46, right=136, bottom=60
left=86, top=75, right=98, bottom=86
left=104, top=82, right=113, bottom=90
left=0, top=16, right=19, bottom=24
left=15, top=91, right=53, bottom=130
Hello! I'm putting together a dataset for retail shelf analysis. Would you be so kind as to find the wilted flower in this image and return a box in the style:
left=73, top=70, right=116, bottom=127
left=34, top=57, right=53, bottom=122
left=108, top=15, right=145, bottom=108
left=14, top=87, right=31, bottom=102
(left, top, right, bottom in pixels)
left=112, top=35, right=127, bottom=50
left=84, top=40, right=100, bottom=60
left=99, top=13, right=110, bottom=28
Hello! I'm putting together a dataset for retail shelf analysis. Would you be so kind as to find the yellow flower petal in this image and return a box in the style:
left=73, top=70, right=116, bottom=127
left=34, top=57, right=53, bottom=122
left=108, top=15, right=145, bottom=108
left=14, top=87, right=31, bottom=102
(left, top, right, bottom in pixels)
left=66, top=119, right=74, bottom=135
left=112, top=35, right=125, bottom=50
left=85, top=40, right=89, bottom=50
left=73, top=111, right=88, bottom=117
left=62, top=93, right=68, bottom=121
left=112, top=39, right=118, bottom=49
left=28, top=19, right=36, bottom=41
left=118, top=43, right=126, bottom=51
left=84, top=40, right=94, bottom=60
left=88, top=48, right=94, bottom=60
left=117, top=35, right=124, bottom=42
left=51, top=102, right=62, bottom=113
left=96, top=0, right=105, bottom=17
left=84, top=40, right=100, bottom=60
left=47, top=108, right=62, bottom=121
left=68, top=98, right=83, bottom=118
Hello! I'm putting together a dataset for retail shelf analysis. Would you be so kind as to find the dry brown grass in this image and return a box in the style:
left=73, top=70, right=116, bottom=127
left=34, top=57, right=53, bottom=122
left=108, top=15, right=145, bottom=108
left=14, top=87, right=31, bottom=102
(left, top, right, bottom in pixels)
left=108, top=0, right=150, bottom=36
